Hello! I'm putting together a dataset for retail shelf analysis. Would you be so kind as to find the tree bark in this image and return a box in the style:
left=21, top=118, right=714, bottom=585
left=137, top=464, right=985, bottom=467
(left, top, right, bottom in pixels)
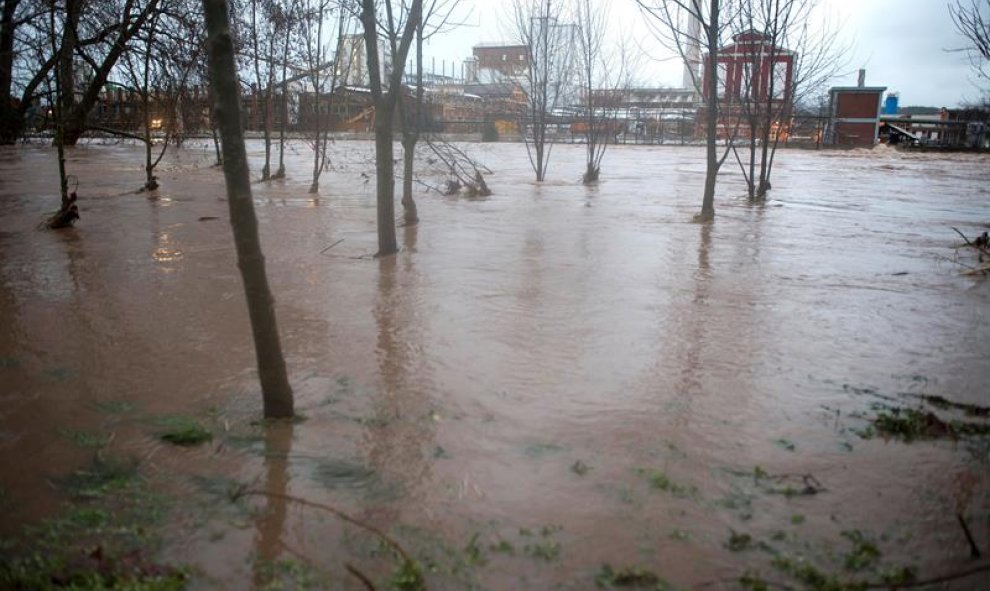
left=401, top=135, right=418, bottom=224
left=398, top=22, right=423, bottom=225
left=0, top=0, right=16, bottom=99
left=360, top=0, right=421, bottom=257
left=0, top=0, right=20, bottom=143
left=203, top=0, right=294, bottom=419
left=698, top=0, right=719, bottom=221
left=374, top=109, right=398, bottom=255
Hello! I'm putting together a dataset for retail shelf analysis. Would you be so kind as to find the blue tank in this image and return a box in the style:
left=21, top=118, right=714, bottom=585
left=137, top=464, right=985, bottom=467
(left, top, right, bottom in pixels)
left=884, top=94, right=899, bottom=115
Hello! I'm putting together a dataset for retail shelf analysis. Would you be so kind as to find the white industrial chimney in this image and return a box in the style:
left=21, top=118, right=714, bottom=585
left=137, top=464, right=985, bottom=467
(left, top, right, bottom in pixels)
left=682, top=6, right=702, bottom=92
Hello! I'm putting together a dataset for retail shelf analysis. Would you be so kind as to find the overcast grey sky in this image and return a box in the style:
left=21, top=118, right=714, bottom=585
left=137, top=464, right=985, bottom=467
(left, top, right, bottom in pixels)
left=420, top=0, right=982, bottom=107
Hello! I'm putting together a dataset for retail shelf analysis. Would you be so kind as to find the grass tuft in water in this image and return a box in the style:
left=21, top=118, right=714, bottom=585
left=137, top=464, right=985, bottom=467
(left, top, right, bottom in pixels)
left=726, top=530, right=753, bottom=552
left=571, top=460, right=591, bottom=475
left=57, top=456, right=141, bottom=500
left=156, top=416, right=212, bottom=446
left=595, top=563, right=666, bottom=588
left=390, top=558, right=425, bottom=591
left=0, top=553, right=188, bottom=591
left=636, top=468, right=697, bottom=498
left=840, top=530, right=881, bottom=571
left=463, top=533, right=487, bottom=566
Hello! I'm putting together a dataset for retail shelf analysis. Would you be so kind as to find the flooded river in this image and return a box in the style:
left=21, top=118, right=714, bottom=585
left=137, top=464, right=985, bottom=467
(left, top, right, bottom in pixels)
left=0, top=139, right=988, bottom=589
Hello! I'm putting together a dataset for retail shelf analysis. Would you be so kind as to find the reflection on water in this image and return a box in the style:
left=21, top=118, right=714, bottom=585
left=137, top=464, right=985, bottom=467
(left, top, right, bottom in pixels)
left=253, top=422, right=292, bottom=590
left=0, top=140, right=988, bottom=588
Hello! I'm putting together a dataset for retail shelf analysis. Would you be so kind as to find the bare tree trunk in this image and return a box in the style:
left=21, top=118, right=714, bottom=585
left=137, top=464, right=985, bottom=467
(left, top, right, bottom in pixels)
left=211, top=121, right=222, bottom=165
left=374, top=108, right=398, bottom=255
left=401, top=135, right=418, bottom=223
left=204, top=0, right=294, bottom=419
left=274, top=27, right=291, bottom=179
left=142, top=17, right=159, bottom=191
left=398, top=22, right=424, bottom=225
left=698, top=0, right=719, bottom=221
left=44, top=0, right=77, bottom=229
left=0, top=0, right=17, bottom=100
left=360, top=0, right=422, bottom=256
left=0, top=0, right=20, bottom=144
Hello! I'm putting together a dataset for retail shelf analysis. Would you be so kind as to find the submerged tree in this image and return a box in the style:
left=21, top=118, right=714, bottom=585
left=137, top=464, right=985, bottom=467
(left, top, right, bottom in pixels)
left=425, top=138, right=491, bottom=197
left=44, top=0, right=78, bottom=228
left=727, top=0, right=843, bottom=200
left=300, top=0, right=350, bottom=194
left=573, top=0, right=634, bottom=184
left=357, top=0, right=422, bottom=256
left=509, top=0, right=575, bottom=182
left=203, top=0, right=294, bottom=419
left=272, top=0, right=300, bottom=179
left=639, top=0, right=735, bottom=221
left=112, top=6, right=203, bottom=191
left=397, top=0, right=461, bottom=225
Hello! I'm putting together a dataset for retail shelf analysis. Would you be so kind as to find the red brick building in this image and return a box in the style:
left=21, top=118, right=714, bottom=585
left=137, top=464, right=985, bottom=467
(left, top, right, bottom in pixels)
left=472, top=44, right=530, bottom=77
left=702, top=30, right=794, bottom=103
left=700, top=30, right=795, bottom=139
left=826, top=85, right=886, bottom=147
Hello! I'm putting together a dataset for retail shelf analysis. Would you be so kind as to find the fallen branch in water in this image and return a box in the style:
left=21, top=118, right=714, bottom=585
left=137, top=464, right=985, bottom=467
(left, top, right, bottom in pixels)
left=753, top=470, right=826, bottom=496
left=231, top=488, right=425, bottom=590
left=936, top=254, right=989, bottom=277
left=948, top=228, right=990, bottom=277
left=346, top=563, right=377, bottom=591
left=951, top=226, right=990, bottom=255
left=957, top=513, right=981, bottom=559
left=320, top=239, right=344, bottom=255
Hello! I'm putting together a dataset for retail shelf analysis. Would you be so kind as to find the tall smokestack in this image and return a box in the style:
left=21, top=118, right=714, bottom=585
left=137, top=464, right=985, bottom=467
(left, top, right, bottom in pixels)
left=683, top=7, right=702, bottom=91
left=857, top=69, right=866, bottom=87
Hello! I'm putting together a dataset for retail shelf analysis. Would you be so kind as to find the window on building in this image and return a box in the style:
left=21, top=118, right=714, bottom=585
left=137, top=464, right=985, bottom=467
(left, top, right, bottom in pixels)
left=502, top=54, right=507, bottom=61
left=741, top=62, right=753, bottom=100
left=716, top=62, right=728, bottom=99
left=772, top=61, right=788, bottom=100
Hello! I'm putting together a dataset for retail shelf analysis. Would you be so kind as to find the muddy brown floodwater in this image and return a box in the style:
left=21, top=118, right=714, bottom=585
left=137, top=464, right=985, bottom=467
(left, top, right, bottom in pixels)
left=1, top=139, right=989, bottom=590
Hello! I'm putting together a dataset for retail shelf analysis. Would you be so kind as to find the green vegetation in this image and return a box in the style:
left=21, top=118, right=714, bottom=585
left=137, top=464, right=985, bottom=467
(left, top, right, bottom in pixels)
left=0, top=554, right=187, bottom=591
left=155, top=416, right=212, bottom=446
left=254, top=558, right=326, bottom=591
left=93, top=400, right=137, bottom=415
left=636, top=468, right=696, bottom=498
left=523, top=442, right=566, bottom=458
left=739, top=570, right=770, bottom=591
left=595, top=563, right=666, bottom=588
left=3, top=453, right=183, bottom=591
left=726, top=531, right=753, bottom=552
left=0, top=355, right=22, bottom=368
left=489, top=539, right=515, bottom=555
left=571, top=460, right=591, bottom=475
left=840, top=530, right=880, bottom=572
left=868, top=407, right=952, bottom=441
left=520, top=525, right=562, bottom=562
left=668, top=529, right=690, bottom=541
left=774, top=438, right=796, bottom=451
left=464, top=533, right=487, bottom=566
left=390, top=559, right=425, bottom=591
left=59, top=428, right=113, bottom=449
left=57, top=456, right=142, bottom=500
